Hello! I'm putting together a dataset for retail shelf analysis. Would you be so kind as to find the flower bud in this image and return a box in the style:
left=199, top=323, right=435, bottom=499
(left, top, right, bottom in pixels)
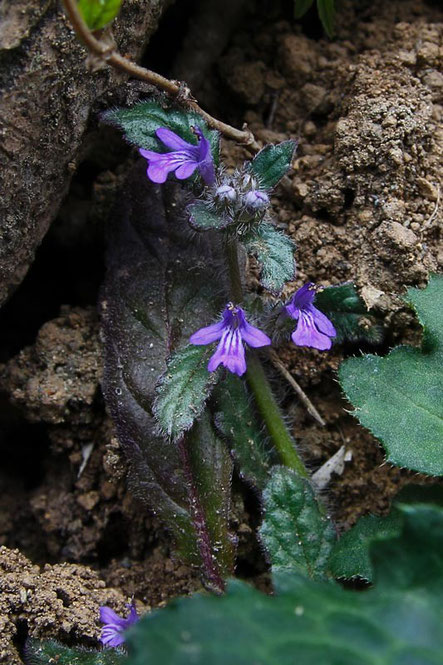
left=243, top=190, right=269, bottom=211
left=215, top=184, right=237, bottom=204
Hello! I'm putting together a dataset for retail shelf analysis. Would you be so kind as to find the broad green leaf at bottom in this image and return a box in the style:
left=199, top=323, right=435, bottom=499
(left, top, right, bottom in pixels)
left=126, top=505, right=443, bottom=665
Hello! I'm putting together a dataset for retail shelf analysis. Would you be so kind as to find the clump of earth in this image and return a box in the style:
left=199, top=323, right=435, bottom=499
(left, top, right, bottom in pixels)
left=0, top=0, right=441, bottom=662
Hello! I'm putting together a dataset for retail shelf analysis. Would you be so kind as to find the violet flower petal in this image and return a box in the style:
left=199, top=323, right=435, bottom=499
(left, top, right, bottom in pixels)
left=99, top=603, right=138, bottom=649
left=155, top=127, right=196, bottom=151
left=291, top=283, right=316, bottom=309
left=208, top=329, right=246, bottom=376
left=175, top=161, right=199, bottom=180
left=291, top=311, right=332, bottom=350
left=189, top=320, right=226, bottom=345
left=198, top=158, right=216, bottom=185
left=141, top=151, right=192, bottom=184
left=307, top=304, right=337, bottom=337
left=99, top=607, right=124, bottom=626
left=240, top=321, right=272, bottom=348
left=101, top=625, right=125, bottom=648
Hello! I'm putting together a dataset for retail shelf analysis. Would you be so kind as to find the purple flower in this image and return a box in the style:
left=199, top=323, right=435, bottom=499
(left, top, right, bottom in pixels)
left=139, top=127, right=215, bottom=185
left=100, top=603, right=138, bottom=648
left=286, top=283, right=336, bottom=351
left=243, top=190, right=269, bottom=211
left=190, top=303, right=271, bottom=376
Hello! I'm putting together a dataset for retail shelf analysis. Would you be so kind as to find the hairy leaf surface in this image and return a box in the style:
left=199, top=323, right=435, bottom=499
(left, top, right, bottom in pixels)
left=249, top=141, right=297, bottom=190
left=25, top=640, right=126, bottom=665
left=126, top=505, right=443, bottom=664
left=328, top=511, right=402, bottom=582
left=188, top=201, right=230, bottom=231
left=154, top=345, right=218, bottom=439
left=77, top=0, right=122, bottom=30
left=243, top=223, right=295, bottom=294
left=339, top=275, right=443, bottom=475
left=103, top=101, right=219, bottom=161
left=260, top=467, right=335, bottom=578
left=101, top=169, right=233, bottom=587
left=328, top=485, right=443, bottom=581
left=213, top=373, right=270, bottom=488
left=315, top=282, right=384, bottom=344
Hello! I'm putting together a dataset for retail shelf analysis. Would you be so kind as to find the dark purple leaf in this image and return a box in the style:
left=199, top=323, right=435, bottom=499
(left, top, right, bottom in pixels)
left=100, top=165, right=234, bottom=589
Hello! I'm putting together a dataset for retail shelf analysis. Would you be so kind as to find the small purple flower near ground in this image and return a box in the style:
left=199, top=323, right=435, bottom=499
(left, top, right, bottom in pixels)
left=139, top=127, right=215, bottom=185
left=190, top=303, right=271, bottom=376
left=100, top=603, right=138, bottom=648
left=286, top=283, right=336, bottom=350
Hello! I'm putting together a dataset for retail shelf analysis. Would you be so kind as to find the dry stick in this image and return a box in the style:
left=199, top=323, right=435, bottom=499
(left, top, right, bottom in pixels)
left=62, top=0, right=261, bottom=152
left=268, top=349, right=326, bottom=427
left=422, top=183, right=440, bottom=230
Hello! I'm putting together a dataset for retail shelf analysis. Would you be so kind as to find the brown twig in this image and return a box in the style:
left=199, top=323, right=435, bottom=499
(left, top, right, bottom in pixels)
left=268, top=350, right=326, bottom=427
left=62, top=0, right=260, bottom=151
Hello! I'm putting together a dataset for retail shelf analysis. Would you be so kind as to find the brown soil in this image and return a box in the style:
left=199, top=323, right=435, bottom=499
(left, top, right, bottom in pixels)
left=0, top=0, right=442, bottom=662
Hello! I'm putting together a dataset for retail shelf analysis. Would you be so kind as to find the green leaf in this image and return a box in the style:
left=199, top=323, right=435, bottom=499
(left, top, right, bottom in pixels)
left=293, top=0, right=315, bottom=19
left=154, top=345, right=218, bottom=440
left=188, top=201, right=230, bottom=231
left=315, top=283, right=385, bottom=345
left=260, top=467, right=336, bottom=578
left=101, top=175, right=233, bottom=587
left=328, top=511, right=403, bottom=582
left=243, top=223, right=296, bottom=294
left=103, top=101, right=219, bottom=162
left=213, top=373, right=271, bottom=488
left=25, top=640, right=126, bottom=665
left=126, top=504, right=443, bottom=665
left=317, top=0, right=335, bottom=38
left=249, top=141, right=297, bottom=190
left=372, top=504, right=443, bottom=591
left=339, top=274, right=443, bottom=475
left=77, top=0, right=122, bottom=30
left=329, top=485, right=443, bottom=582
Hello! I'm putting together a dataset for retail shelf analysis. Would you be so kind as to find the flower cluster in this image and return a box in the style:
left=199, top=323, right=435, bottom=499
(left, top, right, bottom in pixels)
left=141, top=126, right=336, bottom=376
left=190, top=285, right=336, bottom=377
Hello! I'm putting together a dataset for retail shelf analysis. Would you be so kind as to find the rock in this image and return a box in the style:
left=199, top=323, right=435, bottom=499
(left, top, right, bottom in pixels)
left=0, top=307, right=100, bottom=424
left=0, top=0, right=170, bottom=307
left=380, top=221, right=418, bottom=250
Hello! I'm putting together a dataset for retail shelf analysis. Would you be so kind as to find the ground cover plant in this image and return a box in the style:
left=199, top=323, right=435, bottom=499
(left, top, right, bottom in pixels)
left=0, top=0, right=441, bottom=664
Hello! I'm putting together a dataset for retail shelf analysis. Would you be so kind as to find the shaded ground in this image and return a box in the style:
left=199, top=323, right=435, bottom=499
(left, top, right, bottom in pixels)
left=0, top=0, right=441, bottom=662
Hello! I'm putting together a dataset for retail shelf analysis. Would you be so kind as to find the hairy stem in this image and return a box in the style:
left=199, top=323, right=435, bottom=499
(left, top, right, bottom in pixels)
left=246, top=354, right=308, bottom=476
left=225, top=239, right=244, bottom=303
left=224, top=241, right=308, bottom=476
left=62, top=0, right=260, bottom=151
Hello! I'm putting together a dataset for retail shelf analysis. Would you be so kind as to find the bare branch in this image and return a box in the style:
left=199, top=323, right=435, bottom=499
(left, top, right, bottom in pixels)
left=268, top=350, right=326, bottom=427
left=62, top=0, right=260, bottom=151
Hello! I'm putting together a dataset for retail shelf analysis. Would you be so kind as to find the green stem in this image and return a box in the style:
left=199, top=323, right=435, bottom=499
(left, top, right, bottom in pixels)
left=246, top=354, right=308, bottom=476
left=224, top=239, right=308, bottom=476
left=225, top=238, right=244, bottom=303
